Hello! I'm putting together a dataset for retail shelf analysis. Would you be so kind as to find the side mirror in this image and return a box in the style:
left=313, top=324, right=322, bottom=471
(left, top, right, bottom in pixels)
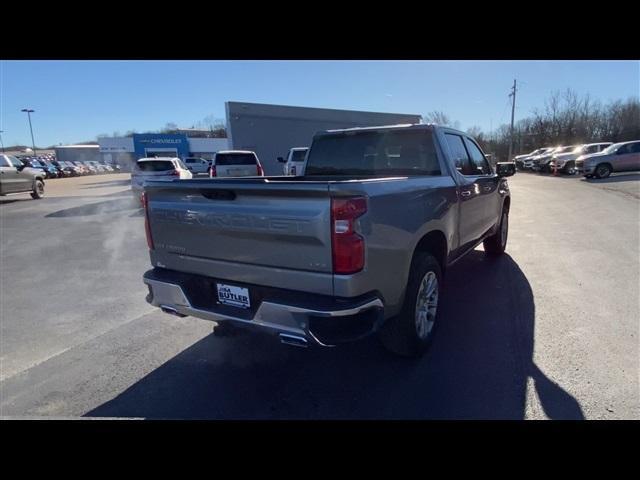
left=277, top=156, right=285, bottom=163
left=496, top=162, right=516, bottom=178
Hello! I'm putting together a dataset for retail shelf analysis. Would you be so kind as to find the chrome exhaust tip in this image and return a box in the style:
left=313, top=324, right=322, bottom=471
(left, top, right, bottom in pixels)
left=160, top=305, right=187, bottom=318
left=279, top=333, right=308, bottom=348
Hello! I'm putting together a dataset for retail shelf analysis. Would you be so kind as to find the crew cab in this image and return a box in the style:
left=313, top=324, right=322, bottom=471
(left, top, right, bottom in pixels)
left=141, top=124, right=515, bottom=357
left=278, top=147, right=309, bottom=175
left=209, top=150, right=264, bottom=178
left=0, top=154, right=46, bottom=199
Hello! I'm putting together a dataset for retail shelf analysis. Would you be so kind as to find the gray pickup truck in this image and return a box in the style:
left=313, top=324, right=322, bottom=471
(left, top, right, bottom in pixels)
left=141, top=124, right=515, bottom=357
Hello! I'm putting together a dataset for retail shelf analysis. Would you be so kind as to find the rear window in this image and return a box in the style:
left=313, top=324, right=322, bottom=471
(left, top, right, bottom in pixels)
left=305, top=129, right=441, bottom=176
left=215, top=153, right=257, bottom=166
left=291, top=150, right=308, bottom=162
left=136, top=160, right=174, bottom=172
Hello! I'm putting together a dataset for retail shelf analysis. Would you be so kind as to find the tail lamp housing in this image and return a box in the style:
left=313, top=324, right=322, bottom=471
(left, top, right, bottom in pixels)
left=331, top=196, right=367, bottom=274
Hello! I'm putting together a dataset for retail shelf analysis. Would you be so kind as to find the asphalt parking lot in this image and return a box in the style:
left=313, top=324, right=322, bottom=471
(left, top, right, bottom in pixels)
left=1, top=172, right=638, bottom=419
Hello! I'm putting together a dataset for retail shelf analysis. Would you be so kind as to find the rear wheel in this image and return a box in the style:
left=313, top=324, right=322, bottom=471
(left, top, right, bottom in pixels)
left=31, top=180, right=45, bottom=199
left=378, top=252, right=441, bottom=357
left=594, top=163, right=612, bottom=179
left=483, top=208, right=508, bottom=255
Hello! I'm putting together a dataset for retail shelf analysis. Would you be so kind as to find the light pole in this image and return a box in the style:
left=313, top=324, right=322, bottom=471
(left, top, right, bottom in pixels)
left=0, top=130, right=5, bottom=153
left=21, top=108, right=37, bottom=156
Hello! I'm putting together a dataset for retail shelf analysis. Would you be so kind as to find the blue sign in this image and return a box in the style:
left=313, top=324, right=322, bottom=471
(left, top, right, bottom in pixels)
left=133, top=133, right=189, bottom=159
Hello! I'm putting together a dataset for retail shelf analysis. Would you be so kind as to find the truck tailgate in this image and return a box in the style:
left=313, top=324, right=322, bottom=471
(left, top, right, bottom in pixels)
left=144, top=179, right=334, bottom=292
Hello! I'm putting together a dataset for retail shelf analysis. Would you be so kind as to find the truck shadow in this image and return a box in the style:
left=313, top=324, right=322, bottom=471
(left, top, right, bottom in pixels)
left=86, top=250, right=584, bottom=419
left=45, top=197, right=140, bottom=217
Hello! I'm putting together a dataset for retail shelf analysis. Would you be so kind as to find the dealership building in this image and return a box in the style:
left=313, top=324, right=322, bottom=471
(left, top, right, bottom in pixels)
left=96, top=135, right=229, bottom=172
left=67, top=101, right=422, bottom=174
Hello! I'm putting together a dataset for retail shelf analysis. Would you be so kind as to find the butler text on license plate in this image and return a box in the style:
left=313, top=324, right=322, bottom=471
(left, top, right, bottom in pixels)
left=217, top=283, right=250, bottom=309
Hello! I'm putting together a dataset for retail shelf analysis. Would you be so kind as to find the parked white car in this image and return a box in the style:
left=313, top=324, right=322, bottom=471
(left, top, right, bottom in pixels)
left=183, top=157, right=210, bottom=175
left=209, top=150, right=264, bottom=177
left=131, top=157, right=193, bottom=196
left=278, top=147, right=309, bottom=175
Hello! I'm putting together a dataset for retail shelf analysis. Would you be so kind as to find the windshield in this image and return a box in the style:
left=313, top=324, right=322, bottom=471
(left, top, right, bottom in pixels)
left=136, top=160, right=175, bottom=172
left=215, top=153, right=257, bottom=166
left=291, top=149, right=308, bottom=162
left=305, top=129, right=441, bottom=177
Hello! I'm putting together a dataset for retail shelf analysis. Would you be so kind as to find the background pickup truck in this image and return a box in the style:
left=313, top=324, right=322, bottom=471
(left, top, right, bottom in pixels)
left=142, top=124, right=515, bottom=357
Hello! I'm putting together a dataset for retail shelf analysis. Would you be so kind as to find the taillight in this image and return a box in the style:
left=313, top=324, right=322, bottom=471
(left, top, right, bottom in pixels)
left=331, top=197, right=367, bottom=274
left=209, top=165, right=217, bottom=177
left=256, top=162, right=264, bottom=176
left=141, top=192, right=154, bottom=250
left=169, top=170, right=180, bottom=176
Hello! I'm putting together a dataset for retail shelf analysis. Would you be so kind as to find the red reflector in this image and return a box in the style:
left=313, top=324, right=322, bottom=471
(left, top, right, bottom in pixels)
left=141, top=192, right=154, bottom=250
left=209, top=165, right=217, bottom=177
left=331, top=197, right=367, bottom=274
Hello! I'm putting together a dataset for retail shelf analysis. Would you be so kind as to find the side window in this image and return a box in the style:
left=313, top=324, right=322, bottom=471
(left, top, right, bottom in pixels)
left=616, top=144, right=630, bottom=155
left=0, top=155, right=11, bottom=167
left=463, top=138, right=492, bottom=175
left=9, top=156, right=24, bottom=168
left=629, top=143, right=640, bottom=154
left=445, top=134, right=474, bottom=175
left=586, top=145, right=599, bottom=154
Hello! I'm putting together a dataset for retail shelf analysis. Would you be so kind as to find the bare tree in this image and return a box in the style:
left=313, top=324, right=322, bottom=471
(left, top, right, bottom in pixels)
left=423, top=111, right=460, bottom=129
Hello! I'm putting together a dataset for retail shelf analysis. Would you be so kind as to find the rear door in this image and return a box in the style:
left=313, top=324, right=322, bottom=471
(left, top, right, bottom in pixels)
left=0, top=155, right=19, bottom=194
left=444, top=133, right=497, bottom=250
left=215, top=153, right=259, bottom=177
left=618, top=142, right=640, bottom=172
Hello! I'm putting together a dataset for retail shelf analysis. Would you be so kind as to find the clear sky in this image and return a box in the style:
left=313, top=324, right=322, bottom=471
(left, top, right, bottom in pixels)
left=1, top=60, right=638, bottom=148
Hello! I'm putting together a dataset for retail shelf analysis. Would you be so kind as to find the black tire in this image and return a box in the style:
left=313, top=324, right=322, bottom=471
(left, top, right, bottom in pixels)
left=483, top=208, right=508, bottom=255
left=31, top=180, right=45, bottom=199
left=378, top=252, right=442, bottom=357
left=594, top=163, right=612, bottom=179
left=563, top=162, right=576, bottom=175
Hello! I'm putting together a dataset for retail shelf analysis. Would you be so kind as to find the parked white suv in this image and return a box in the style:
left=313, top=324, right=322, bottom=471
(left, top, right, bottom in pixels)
left=131, top=157, right=193, bottom=196
left=209, top=150, right=264, bottom=177
left=183, top=157, right=210, bottom=175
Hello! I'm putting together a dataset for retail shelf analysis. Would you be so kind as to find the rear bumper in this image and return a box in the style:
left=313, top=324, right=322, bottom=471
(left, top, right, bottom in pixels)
left=143, top=268, right=385, bottom=346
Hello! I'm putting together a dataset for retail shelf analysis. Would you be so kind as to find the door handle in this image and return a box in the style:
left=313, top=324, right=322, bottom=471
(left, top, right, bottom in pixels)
left=460, top=190, right=472, bottom=197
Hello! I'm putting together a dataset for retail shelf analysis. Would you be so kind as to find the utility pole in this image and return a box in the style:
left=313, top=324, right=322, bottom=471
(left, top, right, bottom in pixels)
left=507, top=79, right=517, bottom=162
left=21, top=108, right=37, bottom=156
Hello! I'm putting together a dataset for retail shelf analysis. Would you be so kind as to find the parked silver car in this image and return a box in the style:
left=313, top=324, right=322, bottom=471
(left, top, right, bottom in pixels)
left=549, top=142, right=612, bottom=175
left=576, top=140, right=640, bottom=178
